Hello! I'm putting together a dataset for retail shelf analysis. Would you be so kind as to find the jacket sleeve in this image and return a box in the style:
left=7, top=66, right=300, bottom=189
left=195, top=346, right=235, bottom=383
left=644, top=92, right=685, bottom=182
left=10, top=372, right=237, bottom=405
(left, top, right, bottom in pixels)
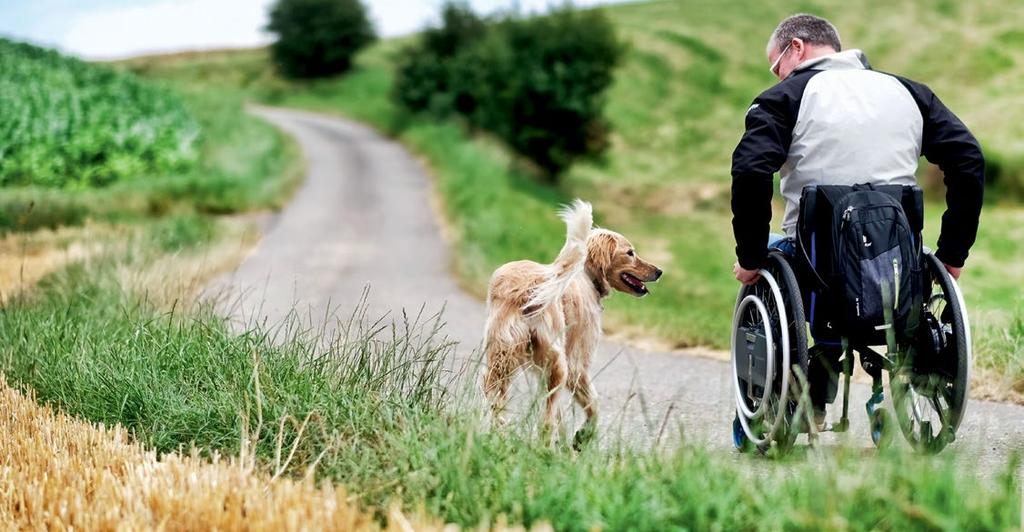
left=899, top=79, right=985, bottom=267
left=731, top=93, right=792, bottom=270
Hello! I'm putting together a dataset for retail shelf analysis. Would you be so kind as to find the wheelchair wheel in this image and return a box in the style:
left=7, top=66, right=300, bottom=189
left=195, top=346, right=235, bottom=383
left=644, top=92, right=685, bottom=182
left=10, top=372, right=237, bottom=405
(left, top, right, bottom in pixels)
left=731, top=251, right=809, bottom=452
left=890, top=252, right=971, bottom=453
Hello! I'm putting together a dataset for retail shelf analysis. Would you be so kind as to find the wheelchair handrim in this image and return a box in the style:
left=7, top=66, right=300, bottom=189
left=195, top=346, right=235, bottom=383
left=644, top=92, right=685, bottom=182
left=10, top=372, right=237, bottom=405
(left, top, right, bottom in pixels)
left=732, top=294, right=775, bottom=421
left=731, top=269, right=792, bottom=446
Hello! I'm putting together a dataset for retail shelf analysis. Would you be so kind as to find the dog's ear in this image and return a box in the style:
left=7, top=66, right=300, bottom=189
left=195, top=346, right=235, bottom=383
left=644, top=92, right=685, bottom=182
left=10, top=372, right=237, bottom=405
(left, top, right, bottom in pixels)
left=585, top=233, right=614, bottom=297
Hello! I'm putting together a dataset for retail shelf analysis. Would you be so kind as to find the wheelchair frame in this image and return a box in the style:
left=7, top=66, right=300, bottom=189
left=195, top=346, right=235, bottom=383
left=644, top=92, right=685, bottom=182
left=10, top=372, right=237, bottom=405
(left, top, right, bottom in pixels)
left=731, top=248, right=972, bottom=454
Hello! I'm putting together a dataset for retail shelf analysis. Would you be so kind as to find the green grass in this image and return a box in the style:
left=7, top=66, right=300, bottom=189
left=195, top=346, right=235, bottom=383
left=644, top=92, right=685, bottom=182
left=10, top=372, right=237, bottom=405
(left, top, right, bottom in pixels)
left=126, top=1, right=1024, bottom=398
left=0, top=234, right=1018, bottom=529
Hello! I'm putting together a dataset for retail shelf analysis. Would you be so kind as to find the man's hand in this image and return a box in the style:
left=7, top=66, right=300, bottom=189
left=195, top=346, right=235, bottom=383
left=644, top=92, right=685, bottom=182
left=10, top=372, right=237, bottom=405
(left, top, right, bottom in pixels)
left=733, top=262, right=761, bottom=285
left=943, top=263, right=962, bottom=281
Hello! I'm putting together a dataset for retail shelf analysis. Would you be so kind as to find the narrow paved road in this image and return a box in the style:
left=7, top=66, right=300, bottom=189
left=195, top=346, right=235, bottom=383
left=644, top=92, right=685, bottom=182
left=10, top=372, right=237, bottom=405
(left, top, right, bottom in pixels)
left=213, top=107, right=1023, bottom=471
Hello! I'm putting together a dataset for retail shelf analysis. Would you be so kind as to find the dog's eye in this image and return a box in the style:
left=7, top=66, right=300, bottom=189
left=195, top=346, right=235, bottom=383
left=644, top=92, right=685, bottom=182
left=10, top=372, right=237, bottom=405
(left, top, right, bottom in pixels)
left=626, top=249, right=635, bottom=257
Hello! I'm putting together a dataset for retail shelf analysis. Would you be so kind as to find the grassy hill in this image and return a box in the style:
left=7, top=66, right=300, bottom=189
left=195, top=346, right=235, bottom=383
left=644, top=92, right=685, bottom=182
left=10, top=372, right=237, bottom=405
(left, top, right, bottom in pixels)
left=127, top=0, right=1023, bottom=399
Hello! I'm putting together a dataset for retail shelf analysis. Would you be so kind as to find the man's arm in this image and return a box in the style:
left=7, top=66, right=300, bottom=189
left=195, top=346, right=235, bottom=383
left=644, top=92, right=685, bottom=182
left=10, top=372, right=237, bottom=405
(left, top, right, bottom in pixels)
left=731, top=95, right=793, bottom=270
left=897, top=78, right=985, bottom=268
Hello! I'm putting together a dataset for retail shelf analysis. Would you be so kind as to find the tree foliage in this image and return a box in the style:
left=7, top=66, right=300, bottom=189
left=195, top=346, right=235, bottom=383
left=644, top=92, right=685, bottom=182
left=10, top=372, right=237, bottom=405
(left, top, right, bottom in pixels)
left=393, top=3, right=623, bottom=177
left=267, top=0, right=376, bottom=79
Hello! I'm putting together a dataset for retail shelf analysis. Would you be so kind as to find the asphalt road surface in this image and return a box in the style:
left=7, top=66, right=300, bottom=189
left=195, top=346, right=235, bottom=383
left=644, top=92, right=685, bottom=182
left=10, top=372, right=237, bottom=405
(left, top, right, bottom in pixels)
left=211, top=106, right=1023, bottom=472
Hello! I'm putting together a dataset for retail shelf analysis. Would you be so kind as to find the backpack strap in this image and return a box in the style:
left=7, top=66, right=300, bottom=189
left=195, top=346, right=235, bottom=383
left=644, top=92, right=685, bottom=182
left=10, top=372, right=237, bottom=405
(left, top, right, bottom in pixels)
left=797, top=186, right=830, bottom=289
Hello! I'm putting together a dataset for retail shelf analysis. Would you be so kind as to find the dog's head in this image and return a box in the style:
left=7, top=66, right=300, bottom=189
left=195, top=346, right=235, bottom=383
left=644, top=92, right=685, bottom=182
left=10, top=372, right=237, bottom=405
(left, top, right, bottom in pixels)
left=585, top=229, right=662, bottom=297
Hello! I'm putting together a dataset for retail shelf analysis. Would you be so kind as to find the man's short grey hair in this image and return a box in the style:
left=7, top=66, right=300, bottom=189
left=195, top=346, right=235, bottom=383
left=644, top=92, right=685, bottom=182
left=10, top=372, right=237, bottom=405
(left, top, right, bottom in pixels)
left=767, top=14, right=842, bottom=55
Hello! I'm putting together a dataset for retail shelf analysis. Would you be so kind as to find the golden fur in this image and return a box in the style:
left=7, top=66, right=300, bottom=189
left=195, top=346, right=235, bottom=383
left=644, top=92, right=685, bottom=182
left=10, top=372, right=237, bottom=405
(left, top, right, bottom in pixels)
left=482, top=200, right=662, bottom=445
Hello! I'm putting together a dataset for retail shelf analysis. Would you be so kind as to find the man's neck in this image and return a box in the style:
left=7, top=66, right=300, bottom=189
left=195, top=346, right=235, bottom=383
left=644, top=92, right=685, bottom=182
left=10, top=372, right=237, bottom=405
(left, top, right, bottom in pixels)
left=801, top=46, right=838, bottom=63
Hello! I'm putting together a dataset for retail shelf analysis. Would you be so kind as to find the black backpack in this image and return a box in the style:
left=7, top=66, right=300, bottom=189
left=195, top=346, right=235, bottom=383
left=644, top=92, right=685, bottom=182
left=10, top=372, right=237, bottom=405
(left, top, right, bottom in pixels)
left=798, top=184, right=924, bottom=344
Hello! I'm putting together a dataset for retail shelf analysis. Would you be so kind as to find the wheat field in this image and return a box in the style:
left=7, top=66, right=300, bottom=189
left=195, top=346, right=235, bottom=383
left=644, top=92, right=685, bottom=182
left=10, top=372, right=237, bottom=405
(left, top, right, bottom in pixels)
left=0, top=375, right=453, bottom=531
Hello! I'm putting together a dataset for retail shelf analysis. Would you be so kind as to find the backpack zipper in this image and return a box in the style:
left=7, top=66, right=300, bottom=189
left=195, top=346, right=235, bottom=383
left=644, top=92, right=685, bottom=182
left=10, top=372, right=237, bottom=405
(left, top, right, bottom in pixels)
left=893, top=258, right=900, bottom=311
left=841, top=206, right=855, bottom=230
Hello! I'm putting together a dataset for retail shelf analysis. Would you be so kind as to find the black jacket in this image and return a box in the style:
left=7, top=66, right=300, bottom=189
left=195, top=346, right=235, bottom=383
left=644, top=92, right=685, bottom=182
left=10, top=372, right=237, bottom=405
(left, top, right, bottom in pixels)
left=731, top=50, right=984, bottom=269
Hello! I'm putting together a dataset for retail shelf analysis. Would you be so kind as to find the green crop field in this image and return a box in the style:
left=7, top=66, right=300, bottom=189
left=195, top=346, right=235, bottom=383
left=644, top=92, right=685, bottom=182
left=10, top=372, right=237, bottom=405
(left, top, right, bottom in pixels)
left=0, top=39, right=302, bottom=235
left=0, top=38, right=200, bottom=188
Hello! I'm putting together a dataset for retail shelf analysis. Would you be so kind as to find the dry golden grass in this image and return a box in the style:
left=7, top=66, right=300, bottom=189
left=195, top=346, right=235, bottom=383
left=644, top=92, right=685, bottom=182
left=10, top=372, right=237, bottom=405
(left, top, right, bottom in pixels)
left=0, top=224, right=108, bottom=304
left=116, top=216, right=266, bottom=312
left=0, top=216, right=258, bottom=311
left=0, top=374, right=457, bottom=531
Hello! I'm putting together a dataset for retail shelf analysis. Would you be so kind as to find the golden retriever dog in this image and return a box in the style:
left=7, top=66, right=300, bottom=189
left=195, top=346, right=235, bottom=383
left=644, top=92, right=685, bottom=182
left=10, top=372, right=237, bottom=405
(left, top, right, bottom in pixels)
left=482, top=199, right=662, bottom=446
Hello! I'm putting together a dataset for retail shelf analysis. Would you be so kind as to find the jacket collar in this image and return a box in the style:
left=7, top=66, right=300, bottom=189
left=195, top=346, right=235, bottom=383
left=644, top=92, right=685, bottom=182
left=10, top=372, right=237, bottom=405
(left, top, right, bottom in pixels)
left=793, top=49, right=871, bottom=73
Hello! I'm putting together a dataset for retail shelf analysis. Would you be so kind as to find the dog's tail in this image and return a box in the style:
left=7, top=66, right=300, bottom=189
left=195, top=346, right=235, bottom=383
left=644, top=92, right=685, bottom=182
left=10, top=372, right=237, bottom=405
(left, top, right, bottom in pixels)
left=522, top=199, right=592, bottom=316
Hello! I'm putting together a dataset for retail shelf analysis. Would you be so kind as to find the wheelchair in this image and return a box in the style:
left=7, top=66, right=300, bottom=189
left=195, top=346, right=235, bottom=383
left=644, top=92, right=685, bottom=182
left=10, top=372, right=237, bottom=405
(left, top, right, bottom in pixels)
left=730, top=185, right=971, bottom=454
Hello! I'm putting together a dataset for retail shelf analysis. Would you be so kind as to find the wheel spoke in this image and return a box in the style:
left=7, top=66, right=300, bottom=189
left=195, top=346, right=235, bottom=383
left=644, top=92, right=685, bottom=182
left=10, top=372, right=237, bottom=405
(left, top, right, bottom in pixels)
left=911, top=390, right=925, bottom=423
left=931, top=394, right=950, bottom=426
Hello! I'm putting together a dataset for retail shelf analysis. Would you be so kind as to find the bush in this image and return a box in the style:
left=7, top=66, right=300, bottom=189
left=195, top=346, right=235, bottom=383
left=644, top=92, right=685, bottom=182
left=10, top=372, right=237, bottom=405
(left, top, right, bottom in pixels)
left=485, top=9, right=623, bottom=175
left=393, top=4, right=623, bottom=178
left=392, top=2, right=487, bottom=115
left=981, top=146, right=1024, bottom=201
left=266, top=0, right=375, bottom=79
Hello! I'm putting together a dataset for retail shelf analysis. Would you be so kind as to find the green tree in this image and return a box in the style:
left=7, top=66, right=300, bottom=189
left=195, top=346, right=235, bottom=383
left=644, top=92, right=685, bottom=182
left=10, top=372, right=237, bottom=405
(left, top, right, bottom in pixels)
left=392, top=2, right=487, bottom=115
left=392, top=4, right=622, bottom=178
left=266, top=0, right=375, bottom=79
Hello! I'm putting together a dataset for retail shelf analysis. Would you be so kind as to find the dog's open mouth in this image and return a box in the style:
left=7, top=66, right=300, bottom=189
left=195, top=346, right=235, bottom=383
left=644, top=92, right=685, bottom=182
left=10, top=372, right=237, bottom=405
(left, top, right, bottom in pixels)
left=621, top=273, right=649, bottom=295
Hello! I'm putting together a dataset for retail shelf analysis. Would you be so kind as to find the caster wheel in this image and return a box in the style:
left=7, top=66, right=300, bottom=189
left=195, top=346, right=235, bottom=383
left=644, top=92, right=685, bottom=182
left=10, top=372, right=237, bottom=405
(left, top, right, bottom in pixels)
left=870, top=408, right=894, bottom=449
left=732, top=415, right=751, bottom=452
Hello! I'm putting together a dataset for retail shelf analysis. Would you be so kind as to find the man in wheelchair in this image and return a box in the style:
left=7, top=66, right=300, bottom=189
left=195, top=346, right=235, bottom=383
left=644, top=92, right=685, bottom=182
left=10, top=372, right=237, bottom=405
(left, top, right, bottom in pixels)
left=729, top=14, right=984, bottom=450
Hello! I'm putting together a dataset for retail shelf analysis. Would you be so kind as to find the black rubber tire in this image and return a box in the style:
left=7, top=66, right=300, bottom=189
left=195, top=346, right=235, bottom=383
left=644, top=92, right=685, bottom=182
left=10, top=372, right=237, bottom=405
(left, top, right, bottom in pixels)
left=891, top=252, right=969, bottom=453
left=766, top=250, right=809, bottom=452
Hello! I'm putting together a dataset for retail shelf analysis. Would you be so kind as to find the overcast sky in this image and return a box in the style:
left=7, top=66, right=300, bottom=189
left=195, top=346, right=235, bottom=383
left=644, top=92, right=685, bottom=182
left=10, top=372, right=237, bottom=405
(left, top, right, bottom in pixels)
left=0, top=0, right=629, bottom=60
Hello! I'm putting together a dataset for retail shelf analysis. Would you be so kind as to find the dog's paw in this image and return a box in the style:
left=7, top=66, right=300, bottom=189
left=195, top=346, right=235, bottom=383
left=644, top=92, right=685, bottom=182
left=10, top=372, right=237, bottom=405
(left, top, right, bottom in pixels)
left=491, top=413, right=510, bottom=428
left=572, top=424, right=597, bottom=451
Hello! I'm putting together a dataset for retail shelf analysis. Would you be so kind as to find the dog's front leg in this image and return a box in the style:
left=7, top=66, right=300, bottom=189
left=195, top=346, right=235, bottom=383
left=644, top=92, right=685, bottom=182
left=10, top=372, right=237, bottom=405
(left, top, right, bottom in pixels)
left=570, top=372, right=598, bottom=450
left=483, top=359, right=514, bottom=426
